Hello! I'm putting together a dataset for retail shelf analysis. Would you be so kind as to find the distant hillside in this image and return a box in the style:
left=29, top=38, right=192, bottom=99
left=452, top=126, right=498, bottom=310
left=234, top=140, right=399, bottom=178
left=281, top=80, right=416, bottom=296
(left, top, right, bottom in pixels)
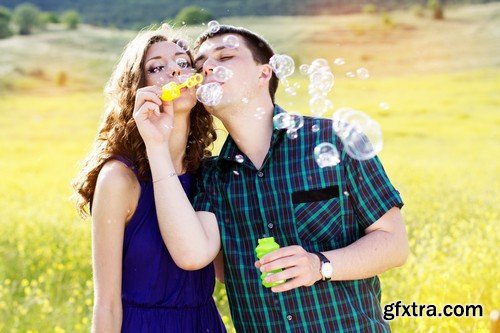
left=1, top=3, right=499, bottom=94
left=1, top=0, right=498, bottom=28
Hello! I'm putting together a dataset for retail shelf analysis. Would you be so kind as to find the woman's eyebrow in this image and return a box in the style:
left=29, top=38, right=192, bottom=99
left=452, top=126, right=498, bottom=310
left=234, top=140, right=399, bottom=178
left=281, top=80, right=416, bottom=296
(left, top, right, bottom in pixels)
left=146, top=52, right=189, bottom=64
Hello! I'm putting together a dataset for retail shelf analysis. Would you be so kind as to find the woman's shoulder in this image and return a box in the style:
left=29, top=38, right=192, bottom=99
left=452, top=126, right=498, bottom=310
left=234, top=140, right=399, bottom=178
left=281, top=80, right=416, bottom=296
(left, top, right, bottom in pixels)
left=98, top=159, right=138, bottom=188
left=94, top=160, right=140, bottom=207
left=92, top=159, right=141, bottom=223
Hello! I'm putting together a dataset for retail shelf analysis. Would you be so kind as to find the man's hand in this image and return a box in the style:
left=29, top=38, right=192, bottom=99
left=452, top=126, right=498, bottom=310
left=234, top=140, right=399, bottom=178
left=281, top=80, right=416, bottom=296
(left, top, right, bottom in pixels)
left=254, top=245, right=323, bottom=293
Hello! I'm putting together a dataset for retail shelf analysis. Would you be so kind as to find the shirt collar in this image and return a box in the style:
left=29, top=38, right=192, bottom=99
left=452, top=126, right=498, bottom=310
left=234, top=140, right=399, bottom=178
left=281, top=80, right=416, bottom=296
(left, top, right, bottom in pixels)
left=218, top=104, right=288, bottom=164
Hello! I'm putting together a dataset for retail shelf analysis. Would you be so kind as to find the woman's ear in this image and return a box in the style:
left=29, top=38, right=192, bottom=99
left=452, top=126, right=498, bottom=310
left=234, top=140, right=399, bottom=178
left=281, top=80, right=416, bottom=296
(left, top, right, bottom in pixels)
left=258, top=64, right=273, bottom=86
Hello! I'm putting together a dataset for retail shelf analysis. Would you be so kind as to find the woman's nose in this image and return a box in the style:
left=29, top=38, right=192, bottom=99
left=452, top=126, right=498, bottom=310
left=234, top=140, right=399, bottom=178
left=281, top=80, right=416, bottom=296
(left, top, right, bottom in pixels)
left=167, top=61, right=181, bottom=77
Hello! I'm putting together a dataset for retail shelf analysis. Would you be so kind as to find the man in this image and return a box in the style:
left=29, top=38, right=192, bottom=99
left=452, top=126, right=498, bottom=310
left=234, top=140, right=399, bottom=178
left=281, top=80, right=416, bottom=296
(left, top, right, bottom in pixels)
left=138, top=25, right=409, bottom=332
left=191, top=25, right=408, bottom=332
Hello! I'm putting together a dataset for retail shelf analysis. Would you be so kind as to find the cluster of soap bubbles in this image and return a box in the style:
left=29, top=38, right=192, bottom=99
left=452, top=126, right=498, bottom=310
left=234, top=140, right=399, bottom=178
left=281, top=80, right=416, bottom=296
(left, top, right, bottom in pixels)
left=193, top=22, right=385, bottom=168
left=313, top=107, right=383, bottom=168
left=300, top=59, right=335, bottom=117
left=194, top=23, right=242, bottom=107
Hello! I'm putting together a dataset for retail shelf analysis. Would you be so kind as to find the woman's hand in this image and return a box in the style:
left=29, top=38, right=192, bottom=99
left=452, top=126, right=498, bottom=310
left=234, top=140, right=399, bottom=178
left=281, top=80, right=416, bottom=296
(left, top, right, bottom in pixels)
left=132, top=85, right=174, bottom=147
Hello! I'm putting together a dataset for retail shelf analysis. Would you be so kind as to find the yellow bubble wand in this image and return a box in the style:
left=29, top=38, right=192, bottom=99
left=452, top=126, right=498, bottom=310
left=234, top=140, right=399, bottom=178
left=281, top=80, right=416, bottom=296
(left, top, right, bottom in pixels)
left=160, top=74, right=204, bottom=101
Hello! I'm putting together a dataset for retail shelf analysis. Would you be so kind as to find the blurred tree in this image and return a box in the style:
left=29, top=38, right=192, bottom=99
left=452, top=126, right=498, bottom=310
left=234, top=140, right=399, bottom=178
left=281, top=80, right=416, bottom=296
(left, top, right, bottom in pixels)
left=56, top=71, right=68, bottom=86
left=174, top=6, right=214, bottom=26
left=12, top=3, right=41, bottom=35
left=428, top=0, right=445, bottom=19
left=61, top=10, right=81, bottom=30
left=0, top=6, right=13, bottom=39
left=42, top=11, right=59, bottom=24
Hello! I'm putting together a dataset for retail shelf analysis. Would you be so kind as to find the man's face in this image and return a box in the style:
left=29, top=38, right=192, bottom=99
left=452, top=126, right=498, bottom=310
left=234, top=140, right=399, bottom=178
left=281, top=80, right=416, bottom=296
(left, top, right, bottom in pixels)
left=194, top=34, right=264, bottom=113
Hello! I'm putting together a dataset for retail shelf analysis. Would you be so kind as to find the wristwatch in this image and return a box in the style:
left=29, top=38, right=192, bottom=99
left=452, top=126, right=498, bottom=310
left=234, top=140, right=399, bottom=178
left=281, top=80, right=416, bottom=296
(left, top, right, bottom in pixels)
left=313, top=252, right=333, bottom=281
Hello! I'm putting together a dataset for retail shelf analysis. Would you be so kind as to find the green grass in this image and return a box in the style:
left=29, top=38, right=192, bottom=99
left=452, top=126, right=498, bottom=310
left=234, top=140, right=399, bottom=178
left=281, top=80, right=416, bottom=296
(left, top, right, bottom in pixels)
left=0, top=3, right=499, bottom=332
left=0, top=68, right=498, bottom=333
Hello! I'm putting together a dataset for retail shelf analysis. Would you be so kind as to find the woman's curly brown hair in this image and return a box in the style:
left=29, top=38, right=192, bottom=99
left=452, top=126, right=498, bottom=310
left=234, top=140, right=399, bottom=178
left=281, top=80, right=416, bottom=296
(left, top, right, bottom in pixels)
left=72, top=24, right=217, bottom=218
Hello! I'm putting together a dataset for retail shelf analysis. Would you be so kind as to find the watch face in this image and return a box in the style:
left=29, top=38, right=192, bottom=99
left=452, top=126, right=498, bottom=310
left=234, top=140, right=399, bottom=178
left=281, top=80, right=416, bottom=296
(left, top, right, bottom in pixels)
left=321, top=262, right=333, bottom=278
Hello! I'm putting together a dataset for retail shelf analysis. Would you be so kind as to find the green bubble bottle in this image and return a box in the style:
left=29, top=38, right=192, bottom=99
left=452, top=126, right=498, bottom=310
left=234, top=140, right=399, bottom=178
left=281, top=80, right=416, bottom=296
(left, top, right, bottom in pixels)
left=255, top=237, right=285, bottom=288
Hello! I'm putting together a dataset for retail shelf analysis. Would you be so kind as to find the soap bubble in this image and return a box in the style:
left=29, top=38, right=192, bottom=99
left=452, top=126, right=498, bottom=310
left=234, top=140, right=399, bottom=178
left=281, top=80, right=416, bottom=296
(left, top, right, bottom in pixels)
left=314, top=143, right=340, bottom=168
left=285, top=86, right=297, bottom=96
left=207, top=20, right=220, bottom=33
left=299, top=64, right=310, bottom=75
left=309, top=71, right=334, bottom=94
left=273, top=113, right=291, bottom=129
left=286, top=129, right=298, bottom=140
left=176, top=58, right=189, bottom=69
left=176, top=40, right=189, bottom=52
left=178, top=74, right=189, bottom=84
left=309, top=96, right=333, bottom=117
left=213, top=66, right=233, bottom=83
left=288, top=113, right=304, bottom=131
left=379, top=102, right=390, bottom=110
left=356, top=67, right=370, bottom=80
left=223, top=35, right=239, bottom=49
left=235, top=155, right=244, bottom=163
left=196, top=82, right=223, bottom=106
left=333, top=57, right=345, bottom=66
left=332, top=107, right=383, bottom=160
left=269, top=54, right=295, bottom=80
left=311, top=58, right=329, bottom=69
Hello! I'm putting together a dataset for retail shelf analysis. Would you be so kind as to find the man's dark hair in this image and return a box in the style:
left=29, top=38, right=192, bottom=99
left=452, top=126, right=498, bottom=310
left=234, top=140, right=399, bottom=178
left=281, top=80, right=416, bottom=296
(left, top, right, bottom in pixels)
left=194, top=25, right=279, bottom=103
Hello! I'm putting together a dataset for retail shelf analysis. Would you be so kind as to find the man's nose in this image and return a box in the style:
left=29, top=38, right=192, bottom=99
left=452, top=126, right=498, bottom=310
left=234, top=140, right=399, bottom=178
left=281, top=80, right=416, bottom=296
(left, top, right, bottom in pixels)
left=203, top=59, right=216, bottom=77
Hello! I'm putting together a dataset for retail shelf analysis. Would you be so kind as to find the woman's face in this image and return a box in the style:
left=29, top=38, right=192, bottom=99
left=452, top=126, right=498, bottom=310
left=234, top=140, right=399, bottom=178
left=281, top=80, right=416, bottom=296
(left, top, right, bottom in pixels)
left=143, top=40, right=197, bottom=114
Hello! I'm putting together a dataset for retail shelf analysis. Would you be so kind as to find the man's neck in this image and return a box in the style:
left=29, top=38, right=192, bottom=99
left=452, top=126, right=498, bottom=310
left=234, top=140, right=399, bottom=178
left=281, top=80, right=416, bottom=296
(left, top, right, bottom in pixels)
left=219, top=99, right=275, bottom=170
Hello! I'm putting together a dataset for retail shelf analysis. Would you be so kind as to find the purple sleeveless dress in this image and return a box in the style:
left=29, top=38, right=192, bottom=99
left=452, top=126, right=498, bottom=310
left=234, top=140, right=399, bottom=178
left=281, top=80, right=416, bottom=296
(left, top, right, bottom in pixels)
left=111, top=156, right=226, bottom=333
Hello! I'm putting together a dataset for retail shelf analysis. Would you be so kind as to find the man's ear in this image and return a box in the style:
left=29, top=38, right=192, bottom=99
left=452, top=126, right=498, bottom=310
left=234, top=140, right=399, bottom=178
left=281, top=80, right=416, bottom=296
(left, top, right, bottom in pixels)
left=258, top=64, right=273, bottom=86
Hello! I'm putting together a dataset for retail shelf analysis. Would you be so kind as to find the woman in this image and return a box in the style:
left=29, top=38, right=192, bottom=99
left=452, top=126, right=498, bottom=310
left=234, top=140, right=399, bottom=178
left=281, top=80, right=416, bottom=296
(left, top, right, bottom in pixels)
left=72, top=24, right=224, bottom=332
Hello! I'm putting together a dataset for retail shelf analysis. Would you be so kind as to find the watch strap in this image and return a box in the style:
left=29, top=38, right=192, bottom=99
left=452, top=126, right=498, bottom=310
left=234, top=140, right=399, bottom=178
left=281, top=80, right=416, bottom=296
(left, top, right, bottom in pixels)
left=313, top=252, right=332, bottom=281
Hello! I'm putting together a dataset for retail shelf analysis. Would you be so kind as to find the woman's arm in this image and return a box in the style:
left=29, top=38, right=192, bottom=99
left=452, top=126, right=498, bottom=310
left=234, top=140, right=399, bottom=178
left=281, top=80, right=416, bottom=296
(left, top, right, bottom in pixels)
left=132, top=91, right=221, bottom=271
left=147, top=147, right=221, bottom=270
left=90, top=161, right=139, bottom=333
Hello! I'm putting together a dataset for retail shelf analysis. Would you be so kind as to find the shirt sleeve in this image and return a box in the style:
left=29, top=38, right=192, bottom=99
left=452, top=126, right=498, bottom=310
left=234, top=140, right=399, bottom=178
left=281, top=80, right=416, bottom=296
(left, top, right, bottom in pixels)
left=344, top=153, right=404, bottom=229
left=192, top=163, right=215, bottom=213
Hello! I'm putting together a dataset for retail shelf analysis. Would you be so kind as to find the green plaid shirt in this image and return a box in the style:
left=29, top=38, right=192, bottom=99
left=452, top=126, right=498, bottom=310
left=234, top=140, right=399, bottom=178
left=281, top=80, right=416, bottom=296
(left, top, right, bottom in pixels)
left=193, top=105, right=403, bottom=332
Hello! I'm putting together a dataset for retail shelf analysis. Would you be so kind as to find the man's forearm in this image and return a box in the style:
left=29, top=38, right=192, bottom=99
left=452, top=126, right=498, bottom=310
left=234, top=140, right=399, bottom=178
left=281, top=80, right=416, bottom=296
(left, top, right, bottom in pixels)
left=323, top=219, right=408, bottom=281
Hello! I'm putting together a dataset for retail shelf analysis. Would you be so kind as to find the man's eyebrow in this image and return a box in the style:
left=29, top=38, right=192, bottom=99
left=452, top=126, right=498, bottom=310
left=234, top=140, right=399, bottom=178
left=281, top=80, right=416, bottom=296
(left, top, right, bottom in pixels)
left=194, top=45, right=228, bottom=65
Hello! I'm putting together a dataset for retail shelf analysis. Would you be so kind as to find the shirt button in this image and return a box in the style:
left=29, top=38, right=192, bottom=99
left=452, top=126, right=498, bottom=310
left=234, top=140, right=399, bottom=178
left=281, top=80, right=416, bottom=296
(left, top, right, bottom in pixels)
left=257, top=171, right=264, bottom=178
left=267, top=222, right=274, bottom=229
left=286, top=314, right=293, bottom=321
